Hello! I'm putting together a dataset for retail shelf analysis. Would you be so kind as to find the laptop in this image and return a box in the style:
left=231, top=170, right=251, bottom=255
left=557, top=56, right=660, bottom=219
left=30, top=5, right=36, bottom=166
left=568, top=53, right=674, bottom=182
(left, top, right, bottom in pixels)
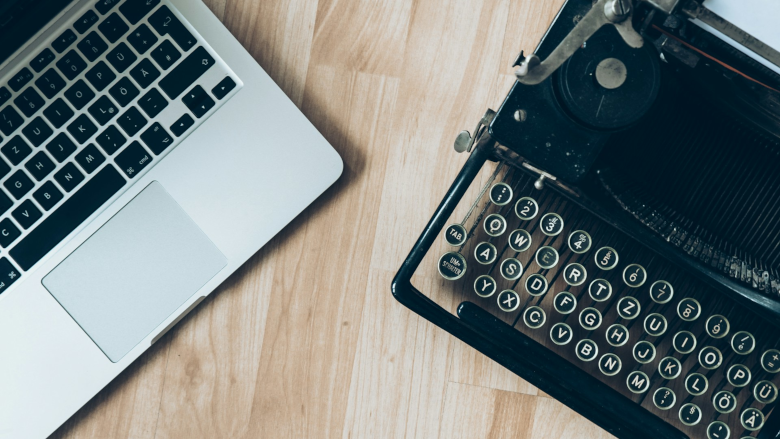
left=0, top=0, right=343, bottom=437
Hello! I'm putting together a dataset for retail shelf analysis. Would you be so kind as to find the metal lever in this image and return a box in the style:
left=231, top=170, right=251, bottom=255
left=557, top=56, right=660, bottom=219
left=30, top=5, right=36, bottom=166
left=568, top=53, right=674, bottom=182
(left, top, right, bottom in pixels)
left=515, top=0, right=644, bottom=85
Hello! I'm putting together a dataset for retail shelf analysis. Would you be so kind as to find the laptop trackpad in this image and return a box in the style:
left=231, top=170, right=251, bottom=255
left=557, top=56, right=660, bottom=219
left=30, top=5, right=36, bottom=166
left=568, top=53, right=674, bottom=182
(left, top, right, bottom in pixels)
left=42, top=181, right=226, bottom=362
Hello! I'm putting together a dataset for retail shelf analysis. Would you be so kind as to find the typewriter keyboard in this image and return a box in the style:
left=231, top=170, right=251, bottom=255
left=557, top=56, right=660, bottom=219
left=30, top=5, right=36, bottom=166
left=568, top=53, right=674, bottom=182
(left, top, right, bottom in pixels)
left=432, top=164, right=780, bottom=439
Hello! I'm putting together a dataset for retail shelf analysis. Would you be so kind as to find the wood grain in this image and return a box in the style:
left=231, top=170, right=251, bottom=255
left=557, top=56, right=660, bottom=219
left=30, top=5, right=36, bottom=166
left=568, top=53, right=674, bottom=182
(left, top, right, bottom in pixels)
left=50, top=0, right=609, bottom=438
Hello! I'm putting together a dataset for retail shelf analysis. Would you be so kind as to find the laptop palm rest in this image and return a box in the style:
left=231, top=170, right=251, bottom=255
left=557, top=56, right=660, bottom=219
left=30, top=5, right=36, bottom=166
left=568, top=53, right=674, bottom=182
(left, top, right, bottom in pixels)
left=42, top=181, right=226, bottom=362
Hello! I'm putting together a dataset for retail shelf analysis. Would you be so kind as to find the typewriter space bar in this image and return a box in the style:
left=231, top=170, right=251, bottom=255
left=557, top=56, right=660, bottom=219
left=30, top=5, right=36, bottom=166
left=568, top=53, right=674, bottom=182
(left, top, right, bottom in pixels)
left=10, top=165, right=126, bottom=271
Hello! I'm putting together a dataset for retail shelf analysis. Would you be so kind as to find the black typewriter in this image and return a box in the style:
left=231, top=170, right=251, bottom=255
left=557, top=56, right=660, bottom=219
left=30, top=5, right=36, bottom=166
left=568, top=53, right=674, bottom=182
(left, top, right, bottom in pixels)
left=392, top=1, right=780, bottom=438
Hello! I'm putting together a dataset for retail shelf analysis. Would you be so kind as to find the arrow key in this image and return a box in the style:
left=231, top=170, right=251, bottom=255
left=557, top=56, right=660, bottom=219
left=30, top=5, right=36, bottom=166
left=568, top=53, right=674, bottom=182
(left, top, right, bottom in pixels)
left=212, top=76, right=236, bottom=100
left=182, top=85, right=214, bottom=118
left=170, top=114, right=194, bottom=137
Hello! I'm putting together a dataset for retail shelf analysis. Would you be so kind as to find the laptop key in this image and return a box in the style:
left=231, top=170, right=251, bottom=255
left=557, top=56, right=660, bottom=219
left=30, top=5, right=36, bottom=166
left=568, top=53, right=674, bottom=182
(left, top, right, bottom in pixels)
left=25, top=151, right=56, bottom=181
left=54, top=162, right=85, bottom=192
left=64, top=80, right=96, bottom=110
left=85, top=61, right=117, bottom=91
left=21, top=117, right=53, bottom=147
left=9, top=68, right=33, bottom=92
left=96, top=125, right=126, bottom=155
left=212, top=76, right=236, bottom=100
left=0, top=106, right=24, bottom=136
left=138, top=88, right=167, bottom=118
left=52, top=29, right=77, bottom=53
left=12, top=200, right=42, bottom=230
left=117, top=107, right=147, bottom=136
left=115, top=141, right=152, bottom=178
left=98, top=13, right=130, bottom=43
left=0, top=218, right=21, bottom=248
left=10, top=164, right=126, bottom=271
left=33, top=181, right=63, bottom=211
left=2, top=136, right=33, bottom=165
left=43, top=99, right=75, bottom=130
left=14, top=87, right=45, bottom=117
left=0, top=158, right=10, bottom=180
left=88, top=96, right=119, bottom=125
left=159, top=47, right=214, bottom=99
left=35, top=68, right=66, bottom=99
left=0, top=87, right=11, bottom=106
left=149, top=6, right=195, bottom=51
left=107, top=43, right=137, bottom=73
left=4, top=170, right=35, bottom=199
left=140, top=122, right=173, bottom=154
left=96, top=0, right=121, bottom=15
left=129, top=59, right=160, bottom=88
left=74, top=10, right=99, bottom=34
left=56, top=50, right=88, bottom=80
left=75, top=144, right=106, bottom=174
left=68, top=114, right=98, bottom=144
left=182, top=85, right=214, bottom=118
left=109, top=77, right=140, bottom=107
left=77, top=31, right=109, bottom=62
left=127, top=24, right=158, bottom=55
left=0, top=258, right=21, bottom=292
left=30, top=48, right=56, bottom=73
left=0, top=190, right=12, bottom=215
left=151, top=40, right=181, bottom=70
left=170, top=114, right=193, bottom=136
left=119, top=0, right=160, bottom=24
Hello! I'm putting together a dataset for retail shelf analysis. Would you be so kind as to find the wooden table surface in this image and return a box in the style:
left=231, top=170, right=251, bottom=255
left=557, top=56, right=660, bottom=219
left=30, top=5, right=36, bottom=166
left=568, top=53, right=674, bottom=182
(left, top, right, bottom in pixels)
left=52, top=0, right=614, bottom=437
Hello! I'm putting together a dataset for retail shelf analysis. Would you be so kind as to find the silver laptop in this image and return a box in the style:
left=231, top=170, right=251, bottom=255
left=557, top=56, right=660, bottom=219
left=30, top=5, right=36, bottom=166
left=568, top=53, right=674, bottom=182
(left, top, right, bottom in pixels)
left=0, top=0, right=342, bottom=437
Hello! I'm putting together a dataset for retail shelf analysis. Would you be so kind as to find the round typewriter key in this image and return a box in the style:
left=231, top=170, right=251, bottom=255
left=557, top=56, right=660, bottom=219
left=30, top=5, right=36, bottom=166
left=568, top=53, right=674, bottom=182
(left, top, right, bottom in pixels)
left=535, top=246, right=559, bottom=269
left=626, top=371, right=650, bottom=394
left=649, top=280, right=674, bottom=304
left=588, top=279, right=612, bottom=302
left=514, top=197, right=539, bottom=221
left=523, top=306, right=546, bottom=329
left=761, top=349, right=780, bottom=373
left=726, top=364, right=752, bottom=388
left=550, top=322, right=573, bottom=345
left=507, top=229, right=532, bottom=252
left=525, top=273, right=548, bottom=297
left=497, top=290, right=521, bottom=313
left=706, top=421, right=730, bottom=439
left=705, top=315, right=730, bottom=339
left=658, top=357, right=682, bottom=380
left=489, top=182, right=513, bottom=206
left=483, top=213, right=507, bottom=237
left=622, top=264, right=646, bottom=288
left=438, top=252, right=467, bottom=280
left=617, top=296, right=641, bottom=320
left=579, top=307, right=602, bottom=331
left=567, top=230, right=592, bottom=254
left=677, top=298, right=702, bottom=322
left=712, top=391, right=737, bottom=414
left=500, top=258, right=523, bottom=281
left=679, top=403, right=702, bottom=426
left=606, top=323, right=629, bottom=347
left=653, top=387, right=676, bottom=411
left=594, top=246, right=619, bottom=270
left=563, top=263, right=587, bottom=286
left=633, top=340, right=656, bottom=364
left=754, top=380, right=778, bottom=404
left=539, top=212, right=564, bottom=236
left=553, top=291, right=577, bottom=314
left=685, top=373, right=709, bottom=396
left=699, top=346, right=723, bottom=370
left=598, top=353, right=622, bottom=376
left=474, top=275, right=496, bottom=298
left=444, top=224, right=467, bottom=246
left=643, top=313, right=667, bottom=337
left=741, top=408, right=765, bottom=431
left=731, top=331, right=755, bottom=355
left=575, top=339, right=598, bottom=362
left=672, top=331, right=697, bottom=354
left=474, top=242, right=498, bottom=265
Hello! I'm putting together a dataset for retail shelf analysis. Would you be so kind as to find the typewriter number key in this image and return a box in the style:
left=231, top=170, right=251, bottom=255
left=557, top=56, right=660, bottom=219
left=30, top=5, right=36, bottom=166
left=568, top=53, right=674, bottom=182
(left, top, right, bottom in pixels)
left=588, top=279, right=612, bottom=302
left=731, top=331, right=755, bottom=355
left=705, top=315, right=730, bottom=339
left=598, top=353, right=622, bottom=376
left=563, top=263, right=586, bottom=286
left=523, top=306, right=546, bottom=329
left=535, top=246, right=559, bottom=269
left=617, top=296, right=641, bottom=320
left=474, top=242, right=497, bottom=265
left=514, top=197, right=538, bottom=221
left=438, top=252, right=466, bottom=280
left=754, top=380, right=778, bottom=404
left=633, top=340, right=656, bottom=364
left=553, top=291, right=576, bottom=314
left=497, top=290, right=520, bottom=313
left=679, top=403, right=702, bottom=426
left=659, top=357, right=681, bottom=380
left=525, top=274, right=548, bottom=297
left=741, top=407, right=765, bottom=431
left=567, top=230, right=591, bottom=254
left=622, top=264, right=646, bottom=288
left=489, top=182, right=512, bottom=206
left=726, top=364, right=751, bottom=387
left=483, top=213, right=507, bottom=237
left=500, top=258, right=523, bottom=281
left=761, top=349, right=780, bottom=373
left=444, top=224, right=467, bottom=246
left=699, top=346, right=723, bottom=370
left=579, top=307, right=602, bottom=331
left=643, top=313, right=667, bottom=337
left=507, top=229, right=532, bottom=252
left=626, top=371, right=650, bottom=394
left=550, top=322, right=573, bottom=345
left=594, top=246, right=619, bottom=270
left=606, top=324, right=629, bottom=347
left=649, top=280, right=673, bottom=304
left=672, top=331, right=697, bottom=354
left=677, top=298, right=702, bottom=322
left=685, top=373, right=709, bottom=396
left=575, top=339, right=598, bottom=362
left=706, top=421, right=730, bottom=439
left=474, top=275, right=496, bottom=298
left=653, top=387, right=676, bottom=410
left=712, top=391, right=737, bottom=414
left=539, top=212, right=564, bottom=236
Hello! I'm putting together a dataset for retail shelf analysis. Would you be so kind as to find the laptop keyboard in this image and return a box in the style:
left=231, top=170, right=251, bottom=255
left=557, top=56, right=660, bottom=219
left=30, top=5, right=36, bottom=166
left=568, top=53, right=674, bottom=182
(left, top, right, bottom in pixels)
left=0, top=0, right=241, bottom=292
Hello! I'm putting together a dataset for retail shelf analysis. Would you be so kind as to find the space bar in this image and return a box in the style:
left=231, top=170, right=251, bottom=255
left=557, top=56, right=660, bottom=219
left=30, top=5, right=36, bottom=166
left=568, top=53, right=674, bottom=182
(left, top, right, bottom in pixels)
left=10, top=165, right=126, bottom=271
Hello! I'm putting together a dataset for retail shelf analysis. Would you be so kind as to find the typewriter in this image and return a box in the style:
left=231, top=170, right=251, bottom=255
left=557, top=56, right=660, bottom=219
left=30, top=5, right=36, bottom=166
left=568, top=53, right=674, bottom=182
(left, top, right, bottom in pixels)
left=392, top=1, right=780, bottom=438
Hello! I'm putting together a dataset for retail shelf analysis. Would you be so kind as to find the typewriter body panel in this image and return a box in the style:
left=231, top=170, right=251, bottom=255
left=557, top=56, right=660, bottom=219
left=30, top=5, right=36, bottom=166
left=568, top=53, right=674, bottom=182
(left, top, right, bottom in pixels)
left=393, top=1, right=780, bottom=438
